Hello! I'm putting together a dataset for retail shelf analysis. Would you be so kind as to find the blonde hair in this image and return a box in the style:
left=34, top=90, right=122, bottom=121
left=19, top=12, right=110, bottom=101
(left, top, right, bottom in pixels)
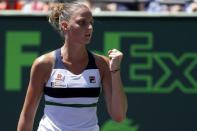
left=49, top=2, right=87, bottom=31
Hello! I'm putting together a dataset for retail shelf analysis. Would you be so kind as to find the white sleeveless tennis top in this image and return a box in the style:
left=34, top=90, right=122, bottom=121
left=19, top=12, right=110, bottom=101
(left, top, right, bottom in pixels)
left=37, top=49, right=101, bottom=131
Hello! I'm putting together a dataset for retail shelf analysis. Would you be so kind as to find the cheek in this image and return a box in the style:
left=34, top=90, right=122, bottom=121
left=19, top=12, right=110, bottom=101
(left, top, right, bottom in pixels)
left=68, top=27, right=84, bottom=40
left=70, top=25, right=83, bottom=34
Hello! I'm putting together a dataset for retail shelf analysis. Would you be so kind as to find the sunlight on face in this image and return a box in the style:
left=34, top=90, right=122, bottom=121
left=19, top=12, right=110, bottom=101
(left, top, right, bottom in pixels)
left=67, top=5, right=94, bottom=45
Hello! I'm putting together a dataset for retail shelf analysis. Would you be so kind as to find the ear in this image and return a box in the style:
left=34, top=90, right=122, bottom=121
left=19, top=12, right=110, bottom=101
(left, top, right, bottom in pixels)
left=60, top=21, right=69, bottom=31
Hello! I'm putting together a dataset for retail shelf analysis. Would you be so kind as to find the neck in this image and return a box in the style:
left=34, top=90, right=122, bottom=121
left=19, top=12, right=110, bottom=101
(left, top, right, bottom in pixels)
left=61, top=41, right=88, bottom=63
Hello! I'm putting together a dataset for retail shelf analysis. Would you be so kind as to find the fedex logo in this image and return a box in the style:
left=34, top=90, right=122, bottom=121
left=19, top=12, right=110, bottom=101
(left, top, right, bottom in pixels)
left=102, top=32, right=197, bottom=94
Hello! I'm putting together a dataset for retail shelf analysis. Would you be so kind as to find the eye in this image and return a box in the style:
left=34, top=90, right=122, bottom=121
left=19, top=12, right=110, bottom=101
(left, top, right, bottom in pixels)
left=78, top=20, right=86, bottom=26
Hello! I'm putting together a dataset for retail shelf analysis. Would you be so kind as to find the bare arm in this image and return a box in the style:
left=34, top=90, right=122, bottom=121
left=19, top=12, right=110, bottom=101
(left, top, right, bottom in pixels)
left=109, top=65, right=128, bottom=122
left=17, top=55, right=52, bottom=131
left=96, top=49, right=128, bottom=122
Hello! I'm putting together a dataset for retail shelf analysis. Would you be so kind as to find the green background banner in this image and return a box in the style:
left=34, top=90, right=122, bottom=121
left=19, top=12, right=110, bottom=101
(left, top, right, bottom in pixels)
left=0, top=15, right=197, bottom=131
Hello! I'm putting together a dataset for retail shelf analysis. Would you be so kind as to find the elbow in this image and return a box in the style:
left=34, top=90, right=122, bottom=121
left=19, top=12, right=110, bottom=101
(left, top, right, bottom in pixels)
left=110, top=106, right=128, bottom=122
left=111, top=113, right=126, bottom=122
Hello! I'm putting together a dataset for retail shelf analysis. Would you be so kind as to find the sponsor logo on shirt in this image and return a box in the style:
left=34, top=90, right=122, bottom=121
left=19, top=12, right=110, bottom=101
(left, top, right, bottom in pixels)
left=55, top=73, right=64, bottom=81
left=51, top=73, right=66, bottom=88
left=89, top=76, right=96, bottom=83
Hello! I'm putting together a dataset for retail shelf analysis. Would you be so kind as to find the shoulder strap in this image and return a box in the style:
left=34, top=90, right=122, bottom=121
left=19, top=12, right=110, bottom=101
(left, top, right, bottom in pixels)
left=86, top=50, right=98, bottom=69
left=54, top=48, right=65, bottom=69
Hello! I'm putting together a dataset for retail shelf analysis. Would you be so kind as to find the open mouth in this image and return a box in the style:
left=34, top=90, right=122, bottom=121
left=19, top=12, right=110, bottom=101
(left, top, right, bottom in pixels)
left=85, top=34, right=91, bottom=37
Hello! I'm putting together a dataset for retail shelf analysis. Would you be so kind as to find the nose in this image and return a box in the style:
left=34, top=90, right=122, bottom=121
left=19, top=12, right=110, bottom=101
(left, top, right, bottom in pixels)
left=88, top=23, right=93, bottom=30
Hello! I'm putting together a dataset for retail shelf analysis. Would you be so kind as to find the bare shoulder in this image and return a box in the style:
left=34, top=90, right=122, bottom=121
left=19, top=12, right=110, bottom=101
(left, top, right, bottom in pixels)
left=33, top=51, right=55, bottom=69
left=92, top=53, right=110, bottom=80
left=31, top=51, right=55, bottom=82
left=93, top=53, right=109, bottom=68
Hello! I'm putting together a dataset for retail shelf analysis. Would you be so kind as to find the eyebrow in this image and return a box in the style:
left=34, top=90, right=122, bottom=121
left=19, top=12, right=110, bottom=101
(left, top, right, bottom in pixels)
left=77, top=17, right=93, bottom=21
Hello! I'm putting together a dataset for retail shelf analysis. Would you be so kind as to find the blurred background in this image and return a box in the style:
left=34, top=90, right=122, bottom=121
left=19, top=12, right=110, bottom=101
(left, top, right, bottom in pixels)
left=0, top=0, right=197, bottom=131
left=1, top=0, right=197, bottom=13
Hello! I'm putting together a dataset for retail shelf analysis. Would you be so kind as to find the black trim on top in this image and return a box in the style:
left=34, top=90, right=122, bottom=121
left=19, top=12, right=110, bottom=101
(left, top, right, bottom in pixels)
left=54, top=48, right=65, bottom=69
left=44, top=87, right=101, bottom=98
left=86, top=50, right=98, bottom=69
left=54, top=48, right=98, bottom=69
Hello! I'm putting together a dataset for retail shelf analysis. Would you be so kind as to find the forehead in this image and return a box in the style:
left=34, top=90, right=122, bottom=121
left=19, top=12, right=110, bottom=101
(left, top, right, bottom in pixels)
left=71, top=6, right=92, bottom=20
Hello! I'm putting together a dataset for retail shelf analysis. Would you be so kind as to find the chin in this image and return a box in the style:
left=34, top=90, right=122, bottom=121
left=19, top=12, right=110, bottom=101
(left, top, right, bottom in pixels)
left=78, top=41, right=90, bottom=45
left=84, top=39, right=91, bottom=44
left=86, top=40, right=91, bottom=44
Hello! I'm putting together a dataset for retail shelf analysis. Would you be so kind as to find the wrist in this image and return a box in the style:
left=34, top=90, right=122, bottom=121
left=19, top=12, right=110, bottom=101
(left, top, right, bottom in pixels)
left=110, top=68, right=120, bottom=73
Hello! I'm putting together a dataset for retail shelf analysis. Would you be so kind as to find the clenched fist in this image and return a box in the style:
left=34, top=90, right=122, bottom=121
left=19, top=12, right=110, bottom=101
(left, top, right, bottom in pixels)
left=108, top=49, right=123, bottom=72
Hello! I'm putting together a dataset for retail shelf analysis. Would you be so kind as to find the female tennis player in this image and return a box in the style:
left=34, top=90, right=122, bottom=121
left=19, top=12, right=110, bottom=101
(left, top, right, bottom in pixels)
left=17, top=1, right=127, bottom=131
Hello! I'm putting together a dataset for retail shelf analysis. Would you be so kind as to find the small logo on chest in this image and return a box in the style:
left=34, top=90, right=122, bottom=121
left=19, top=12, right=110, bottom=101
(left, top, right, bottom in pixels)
left=89, top=76, right=96, bottom=83
left=55, top=73, right=64, bottom=81
left=51, top=73, right=66, bottom=88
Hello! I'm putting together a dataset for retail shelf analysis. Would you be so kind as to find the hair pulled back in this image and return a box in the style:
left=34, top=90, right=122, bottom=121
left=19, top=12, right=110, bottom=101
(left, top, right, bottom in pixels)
left=49, top=2, right=86, bottom=31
